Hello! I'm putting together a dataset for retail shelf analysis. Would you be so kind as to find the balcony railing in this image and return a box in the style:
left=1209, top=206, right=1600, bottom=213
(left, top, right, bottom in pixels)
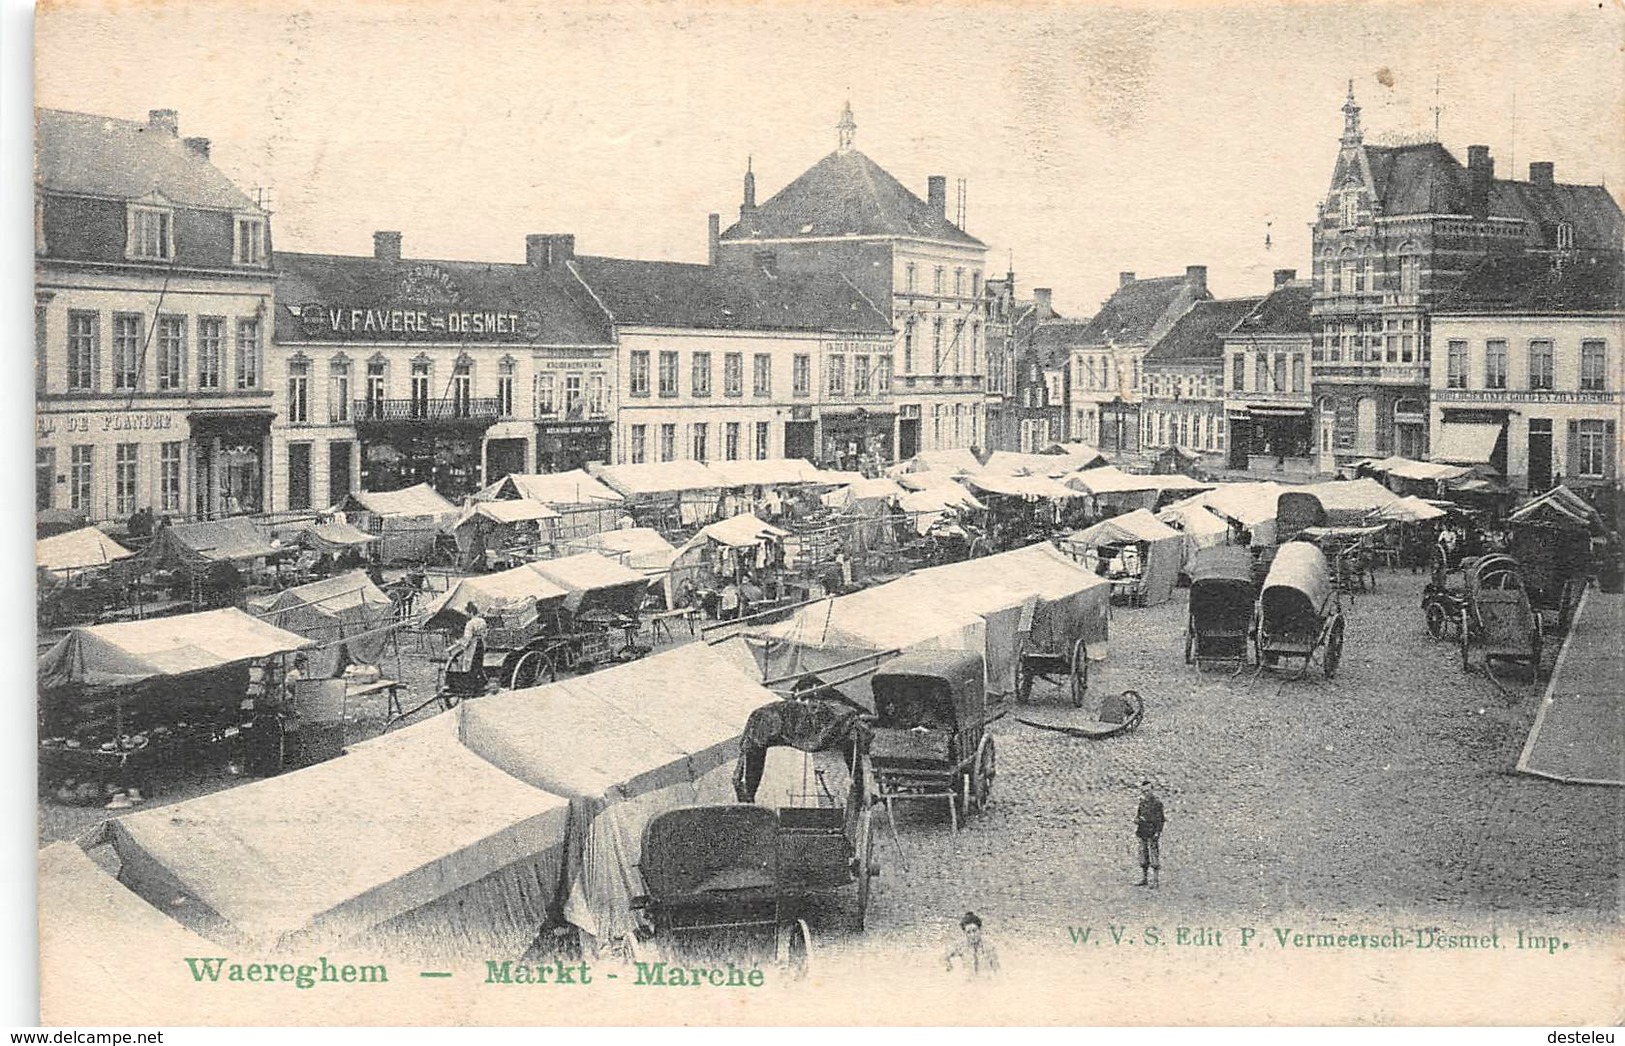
left=352, top=397, right=502, bottom=423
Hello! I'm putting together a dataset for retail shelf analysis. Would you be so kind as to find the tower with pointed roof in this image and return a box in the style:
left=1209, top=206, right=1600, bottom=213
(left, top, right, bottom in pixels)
left=713, top=104, right=991, bottom=463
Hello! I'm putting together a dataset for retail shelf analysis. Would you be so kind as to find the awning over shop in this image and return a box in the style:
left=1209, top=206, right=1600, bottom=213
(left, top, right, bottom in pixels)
left=1435, top=422, right=1504, bottom=465
left=36, top=526, right=133, bottom=575
left=1242, top=404, right=1313, bottom=417
left=38, top=608, right=314, bottom=689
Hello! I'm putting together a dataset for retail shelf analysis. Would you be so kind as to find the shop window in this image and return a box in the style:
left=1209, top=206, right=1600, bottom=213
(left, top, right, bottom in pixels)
left=1575, top=420, right=1607, bottom=477
left=328, top=441, right=353, bottom=502
left=287, top=442, right=312, bottom=510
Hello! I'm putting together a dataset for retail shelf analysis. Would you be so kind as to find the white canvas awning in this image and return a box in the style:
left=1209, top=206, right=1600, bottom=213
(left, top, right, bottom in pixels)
left=36, top=526, right=133, bottom=574
left=1435, top=423, right=1504, bottom=465
left=38, top=608, right=314, bottom=689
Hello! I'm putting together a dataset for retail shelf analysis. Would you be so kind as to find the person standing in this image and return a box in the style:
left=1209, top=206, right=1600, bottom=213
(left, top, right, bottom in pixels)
left=943, top=911, right=1000, bottom=977
left=1135, top=780, right=1165, bottom=888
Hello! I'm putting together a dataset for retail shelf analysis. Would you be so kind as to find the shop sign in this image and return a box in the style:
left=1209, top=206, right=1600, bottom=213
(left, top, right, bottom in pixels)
left=37, top=411, right=178, bottom=439
left=537, top=422, right=608, bottom=435
left=1435, top=389, right=1617, bottom=405
left=296, top=303, right=545, bottom=342
left=538, top=359, right=608, bottom=371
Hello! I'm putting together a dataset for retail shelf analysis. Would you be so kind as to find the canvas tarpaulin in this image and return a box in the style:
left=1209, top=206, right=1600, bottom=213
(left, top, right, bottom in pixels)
left=483, top=469, right=623, bottom=506
left=153, top=517, right=279, bottom=568
left=570, top=527, right=677, bottom=576
left=1170, top=482, right=1285, bottom=546
left=38, top=608, right=313, bottom=690
left=821, top=477, right=906, bottom=509
left=245, top=571, right=396, bottom=675
left=980, top=451, right=1079, bottom=477
left=300, top=520, right=377, bottom=551
left=588, top=461, right=722, bottom=496
left=887, top=447, right=983, bottom=476
left=1062, top=509, right=1184, bottom=607
left=1293, top=478, right=1402, bottom=522
left=664, top=514, right=788, bottom=607
left=336, top=484, right=459, bottom=563
left=456, top=642, right=791, bottom=946
left=1436, top=422, right=1504, bottom=465
left=420, top=564, right=570, bottom=628
left=706, top=458, right=825, bottom=487
left=897, top=485, right=985, bottom=534
left=1158, top=503, right=1232, bottom=574
left=36, top=526, right=133, bottom=575
left=107, top=713, right=571, bottom=961
left=1377, top=496, right=1447, bottom=523
left=529, top=552, right=649, bottom=616
left=962, top=472, right=1084, bottom=500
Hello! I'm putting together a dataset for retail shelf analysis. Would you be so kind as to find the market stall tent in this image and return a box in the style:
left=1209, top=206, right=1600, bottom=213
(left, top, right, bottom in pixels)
left=887, top=448, right=983, bottom=476
left=446, top=499, right=560, bottom=569
left=569, top=527, right=678, bottom=577
left=1157, top=502, right=1232, bottom=574
left=36, top=526, right=133, bottom=576
left=106, top=713, right=571, bottom=961
left=298, top=520, right=378, bottom=553
left=480, top=469, right=624, bottom=506
left=1376, top=496, right=1447, bottom=523
left=705, top=458, right=826, bottom=488
left=529, top=552, right=650, bottom=616
left=419, top=564, right=570, bottom=629
left=664, top=513, right=789, bottom=607
left=38, top=607, right=314, bottom=690
left=245, top=572, right=397, bottom=676
left=980, top=451, right=1083, bottom=477
left=333, top=484, right=460, bottom=564
left=1061, top=509, right=1184, bottom=607
left=150, top=517, right=279, bottom=569
left=897, top=485, right=986, bottom=534
left=1169, top=482, right=1285, bottom=546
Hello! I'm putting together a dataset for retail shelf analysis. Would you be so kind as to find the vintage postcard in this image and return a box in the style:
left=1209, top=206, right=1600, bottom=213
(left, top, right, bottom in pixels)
left=29, top=0, right=1623, bottom=1028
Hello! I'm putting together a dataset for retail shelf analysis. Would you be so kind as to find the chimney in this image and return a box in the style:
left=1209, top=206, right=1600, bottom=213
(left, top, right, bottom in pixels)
left=373, top=231, right=402, bottom=262
left=753, top=249, right=777, bottom=276
left=927, top=176, right=947, bottom=217
left=707, top=214, right=721, bottom=266
left=526, top=234, right=575, bottom=267
left=1185, top=265, right=1208, bottom=295
left=1119, top=271, right=1136, bottom=288
left=1467, top=145, right=1493, bottom=217
left=1529, top=161, right=1554, bottom=188
left=147, top=109, right=178, bottom=136
left=182, top=136, right=211, bottom=160
left=1033, top=288, right=1053, bottom=316
left=1274, top=268, right=1298, bottom=287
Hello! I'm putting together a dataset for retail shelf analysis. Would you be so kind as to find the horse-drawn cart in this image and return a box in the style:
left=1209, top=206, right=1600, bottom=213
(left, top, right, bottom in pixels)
left=1254, top=541, right=1346, bottom=681
left=867, top=651, right=999, bottom=832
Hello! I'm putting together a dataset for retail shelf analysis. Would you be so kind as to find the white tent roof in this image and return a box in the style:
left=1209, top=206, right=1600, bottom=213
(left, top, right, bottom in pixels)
left=823, top=476, right=907, bottom=508
left=1294, top=477, right=1403, bottom=515
left=1064, top=465, right=1162, bottom=494
left=980, top=451, right=1079, bottom=477
left=1069, top=508, right=1182, bottom=545
left=571, top=528, right=677, bottom=574
left=962, top=472, right=1083, bottom=500
left=107, top=713, right=569, bottom=948
left=705, top=458, right=824, bottom=487
left=496, top=470, right=623, bottom=505
left=452, top=498, right=561, bottom=529
left=36, top=526, right=133, bottom=574
left=888, top=448, right=982, bottom=476
left=528, top=552, right=648, bottom=594
left=1435, top=422, right=1504, bottom=465
left=756, top=581, right=1022, bottom=654
left=696, top=512, right=790, bottom=548
left=898, top=486, right=985, bottom=514
left=906, top=541, right=1109, bottom=601
left=38, top=608, right=314, bottom=689
left=1173, top=482, right=1286, bottom=527
left=420, top=564, right=570, bottom=622
left=894, top=470, right=972, bottom=492
left=1365, top=457, right=1473, bottom=483
left=588, top=461, right=723, bottom=496
left=345, top=483, right=458, bottom=518
left=1159, top=503, right=1231, bottom=539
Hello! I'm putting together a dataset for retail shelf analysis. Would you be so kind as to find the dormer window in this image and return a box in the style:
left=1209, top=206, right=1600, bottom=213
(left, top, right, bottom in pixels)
left=1556, top=221, right=1574, bottom=250
left=1340, top=191, right=1359, bottom=229
left=234, top=216, right=267, bottom=266
left=127, top=202, right=173, bottom=261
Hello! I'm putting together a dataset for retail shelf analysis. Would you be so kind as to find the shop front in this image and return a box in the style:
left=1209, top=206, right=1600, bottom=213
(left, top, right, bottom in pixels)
left=189, top=409, right=273, bottom=518
left=819, top=407, right=896, bottom=473
left=1229, top=404, right=1313, bottom=472
left=535, top=421, right=612, bottom=473
left=356, top=417, right=494, bottom=499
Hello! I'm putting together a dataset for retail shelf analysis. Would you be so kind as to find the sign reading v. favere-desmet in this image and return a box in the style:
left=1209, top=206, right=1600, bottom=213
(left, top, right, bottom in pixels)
left=295, top=303, right=545, bottom=342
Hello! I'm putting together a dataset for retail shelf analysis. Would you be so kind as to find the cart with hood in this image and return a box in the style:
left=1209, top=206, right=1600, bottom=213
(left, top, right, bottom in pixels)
left=866, top=650, right=997, bottom=832
left=1185, top=546, right=1258, bottom=672
left=1253, top=541, right=1345, bottom=680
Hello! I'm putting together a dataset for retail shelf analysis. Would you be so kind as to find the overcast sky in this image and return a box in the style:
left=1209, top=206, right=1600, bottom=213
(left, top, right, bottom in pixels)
left=34, top=0, right=1625, bottom=317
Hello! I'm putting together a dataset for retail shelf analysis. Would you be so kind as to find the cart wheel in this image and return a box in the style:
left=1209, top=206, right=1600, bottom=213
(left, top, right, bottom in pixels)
left=1459, top=608, right=1472, bottom=671
left=854, top=808, right=876, bottom=931
left=972, top=738, right=996, bottom=811
left=1069, top=638, right=1089, bottom=709
left=1323, top=615, right=1344, bottom=680
left=507, top=650, right=556, bottom=690
left=1424, top=600, right=1448, bottom=641
left=776, top=919, right=814, bottom=980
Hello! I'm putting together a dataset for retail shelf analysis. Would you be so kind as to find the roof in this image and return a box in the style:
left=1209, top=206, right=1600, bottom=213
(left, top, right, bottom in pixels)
left=342, top=483, right=459, bottom=518
left=245, top=571, right=391, bottom=617
left=420, top=564, right=570, bottom=623
left=704, top=458, right=826, bottom=488
left=696, top=513, right=790, bottom=548
left=568, top=255, right=891, bottom=333
left=35, top=108, right=259, bottom=211
left=157, top=517, right=279, bottom=564
left=1377, top=495, right=1448, bottom=522
left=588, top=461, right=722, bottom=496
left=1069, top=508, right=1182, bottom=545
left=487, top=470, right=623, bottom=506
left=962, top=472, right=1082, bottom=500
left=453, top=499, right=560, bottom=529
left=528, top=552, right=648, bottom=596
left=1229, top=281, right=1314, bottom=337
left=719, top=148, right=984, bottom=247
left=301, top=520, right=377, bottom=549
left=570, top=528, right=677, bottom=575
left=38, top=608, right=313, bottom=689
left=1070, top=274, right=1210, bottom=348
left=887, top=447, right=984, bottom=477
left=1434, top=251, right=1625, bottom=314
left=981, top=450, right=1086, bottom=478
left=1145, top=296, right=1263, bottom=364
left=36, top=526, right=133, bottom=574
left=272, top=251, right=615, bottom=347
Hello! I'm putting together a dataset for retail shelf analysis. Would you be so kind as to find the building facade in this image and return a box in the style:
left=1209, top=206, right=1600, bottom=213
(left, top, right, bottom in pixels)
left=1016, top=289, right=1072, bottom=451
left=1309, top=83, right=1624, bottom=469
left=1221, top=273, right=1318, bottom=474
left=1061, top=268, right=1211, bottom=458
left=982, top=272, right=1019, bottom=452
left=1140, top=295, right=1263, bottom=471
left=36, top=108, right=277, bottom=523
left=1430, top=252, right=1622, bottom=492
left=715, top=105, right=988, bottom=459
left=567, top=253, right=893, bottom=471
left=269, top=232, right=615, bottom=511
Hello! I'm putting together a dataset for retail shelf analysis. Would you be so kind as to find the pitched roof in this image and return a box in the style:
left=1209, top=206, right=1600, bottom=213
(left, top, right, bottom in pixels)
left=1228, top=280, right=1313, bottom=337
left=1434, top=251, right=1624, bottom=314
left=272, top=251, right=615, bottom=346
left=569, top=255, right=892, bottom=333
left=1068, top=275, right=1206, bottom=348
left=1145, top=296, right=1264, bottom=364
left=719, top=149, right=984, bottom=247
left=35, top=108, right=258, bottom=212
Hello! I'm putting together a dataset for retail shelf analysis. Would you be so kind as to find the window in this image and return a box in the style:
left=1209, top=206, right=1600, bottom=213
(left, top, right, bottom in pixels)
left=629, top=351, right=651, bottom=397
left=723, top=353, right=743, bottom=397
left=629, top=425, right=647, bottom=464
left=932, top=320, right=943, bottom=373
left=1353, top=255, right=1366, bottom=293
left=236, top=319, right=261, bottom=389
left=793, top=354, right=811, bottom=396
left=1581, top=341, right=1607, bottom=391
left=1398, top=249, right=1421, bottom=294
left=1485, top=339, right=1508, bottom=390
left=1255, top=353, right=1268, bottom=393
left=36, top=448, right=54, bottom=510
left=902, top=320, right=915, bottom=373
left=932, top=405, right=943, bottom=446
left=287, top=358, right=310, bottom=423
left=1330, top=260, right=1342, bottom=295
left=156, top=438, right=180, bottom=513
left=692, top=422, right=709, bottom=462
left=287, top=443, right=311, bottom=511
left=725, top=422, right=741, bottom=461
left=113, top=313, right=141, bottom=390
left=659, top=423, right=676, bottom=462
left=197, top=317, right=223, bottom=390
left=878, top=355, right=893, bottom=392
left=329, top=357, right=351, bottom=423
left=366, top=360, right=387, bottom=416
left=564, top=373, right=583, bottom=417
left=692, top=352, right=713, bottom=397
left=535, top=373, right=557, bottom=415
left=1291, top=354, right=1305, bottom=394
left=1556, top=222, right=1574, bottom=250
left=1529, top=339, right=1554, bottom=391
left=827, top=354, right=845, bottom=396
left=154, top=315, right=185, bottom=390
left=1320, top=252, right=1335, bottom=294
left=1576, top=420, right=1607, bottom=477
left=452, top=358, right=473, bottom=417
left=1341, top=191, right=1358, bottom=228
left=972, top=271, right=982, bottom=298
left=1340, top=251, right=1356, bottom=296
left=755, top=421, right=770, bottom=460
left=234, top=217, right=267, bottom=266
left=1446, top=340, right=1468, bottom=388
left=658, top=351, right=679, bottom=397
left=954, top=269, right=964, bottom=297
left=952, top=321, right=965, bottom=373
left=590, top=375, right=606, bottom=416
left=70, top=446, right=93, bottom=513
left=115, top=443, right=139, bottom=517
left=128, top=205, right=172, bottom=260
left=410, top=359, right=430, bottom=418
left=905, top=264, right=917, bottom=293
left=854, top=355, right=871, bottom=395
left=933, top=267, right=944, bottom=295
left=497, top=359, right=515, bottom=417
left=752, top=354, right=771, bottom=397
left=1273, top=355, right=1287, bottom=395
left=67, top=311, right=98, bottom=391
